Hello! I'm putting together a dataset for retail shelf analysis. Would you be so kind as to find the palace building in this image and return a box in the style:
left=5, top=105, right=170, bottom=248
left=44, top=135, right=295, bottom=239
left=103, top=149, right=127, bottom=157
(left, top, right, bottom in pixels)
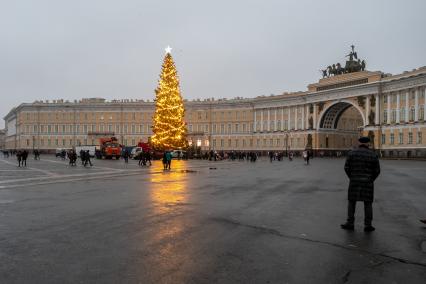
left=3, top=66, right=426, bottom=158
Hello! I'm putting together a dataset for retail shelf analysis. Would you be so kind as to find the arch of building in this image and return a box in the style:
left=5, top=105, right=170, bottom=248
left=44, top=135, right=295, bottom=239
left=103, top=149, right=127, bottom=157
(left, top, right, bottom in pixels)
left=317, top=100, right=366, bottom=130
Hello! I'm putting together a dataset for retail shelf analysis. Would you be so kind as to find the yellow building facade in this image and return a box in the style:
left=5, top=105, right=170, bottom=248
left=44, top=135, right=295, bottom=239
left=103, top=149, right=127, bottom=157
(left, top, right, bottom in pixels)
left=3, top=67, right=426, bottom=157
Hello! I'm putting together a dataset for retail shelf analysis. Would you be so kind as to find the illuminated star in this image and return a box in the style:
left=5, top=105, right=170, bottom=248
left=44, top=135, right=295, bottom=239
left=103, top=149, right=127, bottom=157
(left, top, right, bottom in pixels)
left=165, top=45, right=172, bottom=54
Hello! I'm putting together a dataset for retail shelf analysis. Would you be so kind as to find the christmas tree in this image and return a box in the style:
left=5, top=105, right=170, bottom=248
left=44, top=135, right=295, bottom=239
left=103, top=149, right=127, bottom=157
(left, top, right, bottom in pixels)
left=151, top=47, right=188, bottom=150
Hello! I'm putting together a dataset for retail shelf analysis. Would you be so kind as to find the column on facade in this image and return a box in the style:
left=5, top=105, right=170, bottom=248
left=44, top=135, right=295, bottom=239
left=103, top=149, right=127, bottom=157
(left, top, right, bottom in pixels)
left=267, top=109, right=271, bottom=131
left=365, top=96, right=370, bottom=125
left=313, top=104, right=318, bottom=129
left=424, top=87, right=426, bottom=121
left=301, top=105, right=305, bottom=130
left=374, top=94, right=379, bottom=125
left=274, top=108, right=277, bottom=131
left=414, top=88, right=419, bottom=121
left=287, top=107, right=291, bottom=130
left=396, top=92, right=400, bottom=123
left=254, top=109, right=257, bottom=132
left=305, top=105, right=309, bottom=129
left=294, top=106, right=298, bottom=130
left=405, top=90, right=409, bottom=122
left=386, top=93, right=391, bottom=124
left=260, top=109, right=263, bottom=132
left=281, top=108, right=284, bottom=131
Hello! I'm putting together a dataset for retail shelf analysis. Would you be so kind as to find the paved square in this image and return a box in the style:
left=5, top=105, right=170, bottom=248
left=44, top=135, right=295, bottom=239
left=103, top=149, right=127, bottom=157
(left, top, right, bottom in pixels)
left=0, top=156, right=425, bottom=283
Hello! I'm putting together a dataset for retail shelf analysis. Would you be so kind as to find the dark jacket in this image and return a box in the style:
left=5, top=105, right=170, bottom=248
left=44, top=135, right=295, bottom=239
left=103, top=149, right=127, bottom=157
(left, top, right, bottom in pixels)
left=344, top=145, right=380, bottom=202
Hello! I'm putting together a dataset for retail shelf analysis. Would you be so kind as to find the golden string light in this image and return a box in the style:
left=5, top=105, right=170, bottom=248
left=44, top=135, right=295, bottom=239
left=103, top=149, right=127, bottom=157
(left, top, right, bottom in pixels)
left=151, top=50, right=188, bottom=150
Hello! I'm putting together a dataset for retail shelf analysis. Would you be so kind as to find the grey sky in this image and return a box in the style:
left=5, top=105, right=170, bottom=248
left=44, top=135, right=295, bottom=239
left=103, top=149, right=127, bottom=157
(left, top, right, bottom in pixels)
left=1, top=0, right=425, bottom=127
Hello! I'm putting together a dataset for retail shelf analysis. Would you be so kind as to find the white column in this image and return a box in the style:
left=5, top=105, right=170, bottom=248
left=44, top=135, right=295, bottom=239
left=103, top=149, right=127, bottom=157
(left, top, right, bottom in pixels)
left=281, top=108, right=284, bottom=131
left=294, top=106, right=298, bottom=130
left=405, top=90, right=409, bottom=122
left=267, top=109, right=271, bottom=132
left=274, top=108, right=277, bottom=131
left=396, top=92, right=400, bottom=123
left=254, top=110, right=257, bottom=132
left=306, top=105, right=310, bottom=129
left=414, top=88, right=419, bottom=121
left=301, top=105, right=305, bottom=130
left=365, top=96, right=370, bottom=125
left=386, top=93, right=391, bottom=124
left=375, top=94, right=379, bottom=125
left=313, top=104, right=318, bottom=129
left=260, top=109, right=263, bottom=132
left=424, top=87, right=426, bottom=121
left=288, top=107, right=291, bottom=130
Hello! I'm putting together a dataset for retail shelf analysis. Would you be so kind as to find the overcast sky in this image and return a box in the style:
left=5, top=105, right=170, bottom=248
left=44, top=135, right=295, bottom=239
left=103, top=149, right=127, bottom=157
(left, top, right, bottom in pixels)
left=1, top=0, right=425, bottom=127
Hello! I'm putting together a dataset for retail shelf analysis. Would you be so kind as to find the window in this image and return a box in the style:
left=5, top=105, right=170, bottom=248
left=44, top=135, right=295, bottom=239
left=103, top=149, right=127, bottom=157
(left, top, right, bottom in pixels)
left=383, top=110, right=388, bottom=122
left=400, top=108, right=406, bottom=121
left=390, top=133, right=394, bottom=145
left=383, top=96, right=387, bottom=104
left=420, top=106, right=425, bottom=120
left=220, top=139, right=224, bottom=147
left=228, top=124, right=231, bottom=134
left=409, top=107, right=415, bottom=121
left=235, top=124, right=239, bottom=133
left=228, top=139, right=231, bottom=147
left=220, top=124, right=224, bottom=134
left=408, top=132, right=413, bottom=144
left=399, top=132, right=403, bottom=144
left=417, top=132, right=422, bottom=144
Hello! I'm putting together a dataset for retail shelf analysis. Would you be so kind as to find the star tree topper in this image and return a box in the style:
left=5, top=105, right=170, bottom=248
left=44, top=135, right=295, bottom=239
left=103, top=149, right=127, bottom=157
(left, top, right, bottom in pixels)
left=165, top=45, right=172, bottom=54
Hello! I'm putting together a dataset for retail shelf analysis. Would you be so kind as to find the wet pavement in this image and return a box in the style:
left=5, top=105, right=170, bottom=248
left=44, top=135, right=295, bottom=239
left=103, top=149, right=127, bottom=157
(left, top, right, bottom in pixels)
left=0, top=155, right=425, bottom=283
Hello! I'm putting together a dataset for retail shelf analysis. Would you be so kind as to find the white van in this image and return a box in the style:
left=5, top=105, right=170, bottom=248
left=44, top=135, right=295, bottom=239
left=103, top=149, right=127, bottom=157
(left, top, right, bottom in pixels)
left=171, top=150, right=186, bottom=159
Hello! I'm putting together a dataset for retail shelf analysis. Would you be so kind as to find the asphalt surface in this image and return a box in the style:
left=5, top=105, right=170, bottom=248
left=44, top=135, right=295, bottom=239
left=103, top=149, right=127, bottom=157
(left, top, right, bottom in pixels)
left=0, top=155, right=425, bottom=284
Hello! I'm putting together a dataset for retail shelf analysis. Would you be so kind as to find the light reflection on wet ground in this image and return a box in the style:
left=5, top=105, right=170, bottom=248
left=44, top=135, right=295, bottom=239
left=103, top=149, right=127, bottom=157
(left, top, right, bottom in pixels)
left=0, top=158, right=425, bottom=283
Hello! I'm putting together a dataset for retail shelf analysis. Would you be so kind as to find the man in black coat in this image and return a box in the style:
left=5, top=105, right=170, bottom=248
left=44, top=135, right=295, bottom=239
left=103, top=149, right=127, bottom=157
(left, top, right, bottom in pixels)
left=341, top=136, right=380, bottom=232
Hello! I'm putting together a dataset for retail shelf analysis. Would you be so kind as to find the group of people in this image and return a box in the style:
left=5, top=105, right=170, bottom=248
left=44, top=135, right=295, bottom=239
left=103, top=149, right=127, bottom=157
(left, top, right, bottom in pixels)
left=16, top=150, right=29, bottom=167
left=137, top=151, right=152, bottom=166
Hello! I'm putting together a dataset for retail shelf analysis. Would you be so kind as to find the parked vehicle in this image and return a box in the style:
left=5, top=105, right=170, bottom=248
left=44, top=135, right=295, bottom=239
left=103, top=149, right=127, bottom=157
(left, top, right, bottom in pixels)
left=131, top=147, right=143, bottom=159
left=171, top=150, right=187, bottom=159
left=99, top=137, right=122, bottom=159
left=75, top=146, right=96, bottom=157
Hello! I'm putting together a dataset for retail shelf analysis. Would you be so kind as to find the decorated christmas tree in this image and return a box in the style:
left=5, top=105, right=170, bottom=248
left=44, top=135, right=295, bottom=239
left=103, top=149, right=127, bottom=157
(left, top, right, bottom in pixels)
left=151, top=47, right=188, bottom=150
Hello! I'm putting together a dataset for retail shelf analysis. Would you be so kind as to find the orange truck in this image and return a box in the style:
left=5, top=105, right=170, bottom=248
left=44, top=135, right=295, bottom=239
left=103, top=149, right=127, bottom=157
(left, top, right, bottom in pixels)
left=99, top=137, right=122, bottom=159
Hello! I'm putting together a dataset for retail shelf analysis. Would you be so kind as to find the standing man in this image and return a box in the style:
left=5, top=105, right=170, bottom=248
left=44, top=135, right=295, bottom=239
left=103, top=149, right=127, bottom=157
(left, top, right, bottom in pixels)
left=341, top=137, right=380, bottom=232
left=16, top=150, right=22, bottom=167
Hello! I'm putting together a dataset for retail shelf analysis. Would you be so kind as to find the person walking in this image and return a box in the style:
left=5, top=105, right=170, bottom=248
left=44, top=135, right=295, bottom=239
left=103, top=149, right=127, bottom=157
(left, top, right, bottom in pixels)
left=162, top=151, right=168, bottom=170
left=16, top=150, right=22, bottom=167
left=303, top=150, right=310, bottom=165
left=123, top=149, right=129, bottom=163
left=21, top=150, right=28, bottom=167
left=165, top=150, right=172, bottom=170
left=341, top=136, right=380, bottom=232
left=84, top=150, right=93, bottom=167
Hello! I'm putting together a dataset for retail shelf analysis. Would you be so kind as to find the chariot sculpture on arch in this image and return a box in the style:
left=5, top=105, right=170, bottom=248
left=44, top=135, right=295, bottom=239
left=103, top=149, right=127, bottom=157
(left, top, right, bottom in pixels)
left=321, top=45, right=367, bottom=78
